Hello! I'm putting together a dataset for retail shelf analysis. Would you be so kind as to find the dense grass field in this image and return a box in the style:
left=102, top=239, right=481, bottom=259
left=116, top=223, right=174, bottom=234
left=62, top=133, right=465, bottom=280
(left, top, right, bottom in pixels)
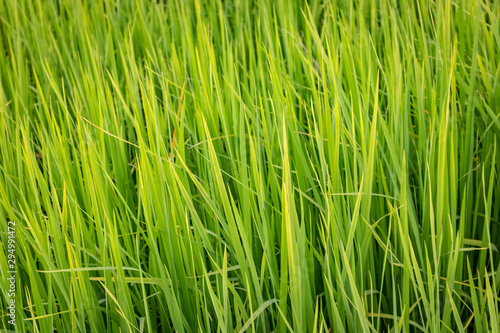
left=1, top=0, right=499, bottom=331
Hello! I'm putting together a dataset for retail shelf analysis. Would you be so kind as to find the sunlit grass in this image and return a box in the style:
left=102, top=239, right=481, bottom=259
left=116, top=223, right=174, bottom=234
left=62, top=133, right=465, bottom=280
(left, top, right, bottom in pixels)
left=0, top=0, right=499, bottom=331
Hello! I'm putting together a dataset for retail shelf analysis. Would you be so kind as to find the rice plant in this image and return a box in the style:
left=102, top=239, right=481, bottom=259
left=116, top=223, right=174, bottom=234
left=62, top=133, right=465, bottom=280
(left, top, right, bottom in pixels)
left=0, top=0, right=499, bottom=331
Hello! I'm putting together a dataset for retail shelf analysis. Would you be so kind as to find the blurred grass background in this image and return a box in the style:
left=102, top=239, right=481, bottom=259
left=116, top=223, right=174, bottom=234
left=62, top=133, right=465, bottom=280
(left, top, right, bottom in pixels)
left=0, top=0, right=499, bottom=331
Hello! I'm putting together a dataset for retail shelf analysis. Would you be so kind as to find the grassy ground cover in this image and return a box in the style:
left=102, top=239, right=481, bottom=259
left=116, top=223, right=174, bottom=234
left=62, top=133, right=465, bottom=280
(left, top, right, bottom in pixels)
left=0, top=0, right=499, bottom=331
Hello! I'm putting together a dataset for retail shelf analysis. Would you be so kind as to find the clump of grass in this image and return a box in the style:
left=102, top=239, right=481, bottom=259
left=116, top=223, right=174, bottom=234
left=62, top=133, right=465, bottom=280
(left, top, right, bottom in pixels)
left=0, top=0, right=499, bottom=331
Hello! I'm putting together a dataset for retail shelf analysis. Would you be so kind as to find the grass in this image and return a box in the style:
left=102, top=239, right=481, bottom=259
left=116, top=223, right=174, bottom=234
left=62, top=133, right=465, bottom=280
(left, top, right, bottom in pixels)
left=0, top=0, right=499, bottom=331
